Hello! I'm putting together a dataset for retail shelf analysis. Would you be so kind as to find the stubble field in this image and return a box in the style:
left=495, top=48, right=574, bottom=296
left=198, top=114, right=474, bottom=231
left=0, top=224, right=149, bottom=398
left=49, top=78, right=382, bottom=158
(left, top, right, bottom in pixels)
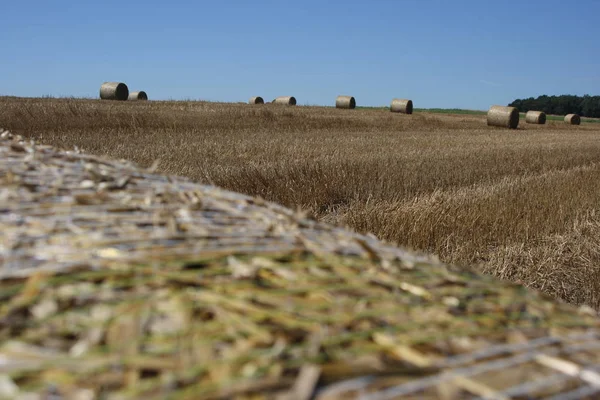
left=3, top=96, right=600, bottom=308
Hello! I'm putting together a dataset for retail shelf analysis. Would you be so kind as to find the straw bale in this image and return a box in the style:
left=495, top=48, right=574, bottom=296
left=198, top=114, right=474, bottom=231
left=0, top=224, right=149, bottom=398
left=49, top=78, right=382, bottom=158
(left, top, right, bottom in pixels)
left=128, top=91, right=148, bottom=101
left=249, top=96, right=265, bottom=105
left=1, top=131, right=600, bottom=399
left=565, top=114, right=581, bottom=125
left=99, top=82, right=129, bottom=101
left=273, top=96, right=297, bottom=106
left=335, top=95, right=356, bottom=109
left=390, top=98, right=413, bottom=114
left=525, top=110, right=546, bottom=124
left=487, top=105, right=519, bottom=129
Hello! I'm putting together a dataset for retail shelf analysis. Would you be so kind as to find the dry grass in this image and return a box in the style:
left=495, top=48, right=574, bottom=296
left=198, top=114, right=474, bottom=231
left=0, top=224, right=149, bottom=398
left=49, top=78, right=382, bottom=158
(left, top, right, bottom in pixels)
left=3, top=96, right=600, bottom=307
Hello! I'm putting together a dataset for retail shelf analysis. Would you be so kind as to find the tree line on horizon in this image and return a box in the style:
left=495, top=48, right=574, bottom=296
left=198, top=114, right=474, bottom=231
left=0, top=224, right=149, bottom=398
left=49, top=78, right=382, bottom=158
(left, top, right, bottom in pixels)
left=509, top=95, right=600, bottom=118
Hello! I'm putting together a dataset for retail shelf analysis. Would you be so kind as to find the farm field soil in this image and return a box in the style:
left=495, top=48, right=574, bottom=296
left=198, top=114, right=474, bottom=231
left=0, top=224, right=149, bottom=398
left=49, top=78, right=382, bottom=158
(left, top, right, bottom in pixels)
left=3, top=96, right=600, bottom=307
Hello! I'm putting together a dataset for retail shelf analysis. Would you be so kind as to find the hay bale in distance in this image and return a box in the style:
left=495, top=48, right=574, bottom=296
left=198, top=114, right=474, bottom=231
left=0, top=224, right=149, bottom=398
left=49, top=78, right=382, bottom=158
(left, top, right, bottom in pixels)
left=390, top=99, right=413, bottom=114
left=128, top=91, right=148, bottom=101
left=525, top=110, right=546, bottom=124
left=99, top=82, right=129, bottom=101
left=273, top=96, right=297, bottom=106
left=249, top=96, right=264, bottom=105
left=565, top=114, right=581, bottom=125
left=336, top=95, right=356, bottom=109
left=487, top=105, right=519, bottom=129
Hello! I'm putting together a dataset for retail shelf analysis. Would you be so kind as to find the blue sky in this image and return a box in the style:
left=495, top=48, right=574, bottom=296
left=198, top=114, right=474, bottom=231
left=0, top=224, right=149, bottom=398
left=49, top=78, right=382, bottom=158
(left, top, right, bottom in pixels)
left=1, top=0, right=599, bottom=109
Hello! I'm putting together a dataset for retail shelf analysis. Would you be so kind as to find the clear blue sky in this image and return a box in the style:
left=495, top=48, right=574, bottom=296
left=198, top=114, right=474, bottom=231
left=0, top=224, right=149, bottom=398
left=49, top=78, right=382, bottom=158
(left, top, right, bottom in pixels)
left=1, top=0, right=599, bottom=109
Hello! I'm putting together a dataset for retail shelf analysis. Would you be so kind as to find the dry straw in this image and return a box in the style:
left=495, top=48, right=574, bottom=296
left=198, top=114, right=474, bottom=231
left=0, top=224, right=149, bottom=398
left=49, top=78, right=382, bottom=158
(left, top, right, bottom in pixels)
left=565, top=114, right=581, bottom=125
left=273, top=96, right=297, bottom=106
left=525, top=110, right=546, bottom=124
left=99, top=82, right=129, bottom=101
left=249, top=96, right=265, bottom=105
left=390, top=98, right=413, bottom=114
left=336, top=95, right=356, bottom=109
left=128, top=91, right=148, bottom=101
left=3, top=131, right=600, bottom=398
left=487, top=105, right=519, bottom=129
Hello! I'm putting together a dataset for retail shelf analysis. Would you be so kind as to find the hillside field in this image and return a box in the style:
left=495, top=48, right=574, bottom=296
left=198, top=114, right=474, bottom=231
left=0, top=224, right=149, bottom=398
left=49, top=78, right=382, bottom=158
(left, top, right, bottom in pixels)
left=3, top=96, right=600, bottom=308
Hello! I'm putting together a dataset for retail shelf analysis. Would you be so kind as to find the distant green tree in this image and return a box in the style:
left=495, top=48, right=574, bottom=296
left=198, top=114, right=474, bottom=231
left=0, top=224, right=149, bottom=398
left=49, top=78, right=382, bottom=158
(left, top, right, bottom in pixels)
left=580, top=95, right=600, bottom=118
left=509, top=94, right=600, bottom=117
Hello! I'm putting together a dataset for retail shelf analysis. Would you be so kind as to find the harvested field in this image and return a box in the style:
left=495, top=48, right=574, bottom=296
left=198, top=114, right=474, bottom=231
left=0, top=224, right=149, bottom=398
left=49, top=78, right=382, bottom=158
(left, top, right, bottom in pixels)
left=2, top=96, right=600, bottom=309
left=3, top=131, right=600, bottom=399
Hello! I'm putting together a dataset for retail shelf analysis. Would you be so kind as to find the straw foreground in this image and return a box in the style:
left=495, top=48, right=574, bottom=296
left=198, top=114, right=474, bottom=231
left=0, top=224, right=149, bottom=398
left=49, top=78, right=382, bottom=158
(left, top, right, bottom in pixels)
left=1, top=131, right=600, bottom=399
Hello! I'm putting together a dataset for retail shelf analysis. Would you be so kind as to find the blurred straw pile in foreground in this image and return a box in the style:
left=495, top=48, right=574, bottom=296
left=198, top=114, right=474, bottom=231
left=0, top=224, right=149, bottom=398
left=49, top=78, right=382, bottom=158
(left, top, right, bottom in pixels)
left=2, top=130, right=600, bottom=399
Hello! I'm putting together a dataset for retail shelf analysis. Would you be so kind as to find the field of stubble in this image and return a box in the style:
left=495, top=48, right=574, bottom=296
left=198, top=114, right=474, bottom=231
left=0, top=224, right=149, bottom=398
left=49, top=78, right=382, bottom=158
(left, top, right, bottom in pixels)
left=3, top=96, right=600, bottom=307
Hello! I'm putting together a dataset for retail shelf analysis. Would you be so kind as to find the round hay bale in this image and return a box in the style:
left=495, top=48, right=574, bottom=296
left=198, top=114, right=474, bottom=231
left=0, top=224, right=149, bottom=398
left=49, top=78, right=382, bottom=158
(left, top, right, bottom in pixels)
left=273, top=96, right=297, bottom=106
left=336, top=95, right=356, bottom=109
left=249, top=96, right=264, bottom=105
left=99, top=82, right=129, bottom=101
left=128, top=91, right=148, bottom=101
left=525, top=110, right=546, bottom=124
left=487, top=105, right=519, bottom=129
left=565, top=114, right=581, bottom=125
left=390, top=99, right=413, bottom=114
